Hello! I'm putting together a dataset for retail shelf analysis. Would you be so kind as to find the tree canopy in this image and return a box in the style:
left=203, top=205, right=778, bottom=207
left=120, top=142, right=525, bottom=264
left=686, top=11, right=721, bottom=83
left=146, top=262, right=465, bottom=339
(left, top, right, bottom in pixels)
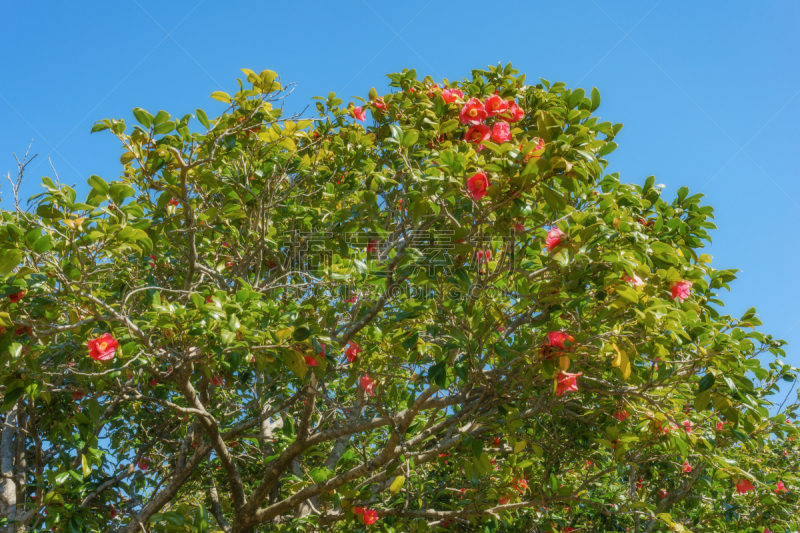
left=1, top=63, right=798, bottom=533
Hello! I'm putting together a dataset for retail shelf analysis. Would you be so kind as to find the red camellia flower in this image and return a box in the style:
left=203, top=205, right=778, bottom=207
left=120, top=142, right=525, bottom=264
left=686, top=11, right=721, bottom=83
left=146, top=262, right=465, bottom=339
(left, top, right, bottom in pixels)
left=372, top=97, right=386, bottom=110
left=670, top=280, right=693, bottom=303
left=466, top=172, right=490, bottom=200
left=614, top=410, right=630, bottom=422
left=441, top=89, right=464, bottom=103
left=8, top=290, right=25, bottom=303
left=464, top=124, right=491, bottom=150
left=362, top=509, right=378, bottom=525
left=500, top=100, right=525, bottom=122
left=546, top=227, right=566, bottom=252
left=717, top=421, right=725, bottom=431
left=499, top=495, right=510, bottom=505
left=138, top=458, right=150, bottom=470
left=73, top=390, right=85, bottom=401
left=659, top=488, right=668, bottom=499
left=88, top=333, right=118, bottom=361
left=211, top=375, right=225, bottom=387
left=304, top=355, right=318, bottom=367
left=353, top=506, right=365, bottom=515
left=556, top=371, right=582, bottom=396
left=736, top=479, right=755, bottom=494
left=491, top=121, right=511, bottom=143
left=682, top=420, right=693, bottom=433
left=682, top=461, right=692, bottom=473
left=346, top=341, right=362, bottom=363
left=775, top=481, right=787, bottom=493
left=493, top=437, right=501, bottom=447
left=459, top=98, right=487, bottom=125
left=345, top=295, right=357, bottom=303
left=515, top=478, right=529, bottom=492
left=367, top=239, right=378, bottom=253
left=353, top=107, right=366, bottom=122
left=515, top=222, right=525, bottom=232
left=168, top=198, right=180, bottom=207
left=148, top=254, right=157, bottom=268
left=484, top=94, right=509, bottom=117
left=547, top=331, right=574, bottom=350
left=360, top=374, right=376, bottom=397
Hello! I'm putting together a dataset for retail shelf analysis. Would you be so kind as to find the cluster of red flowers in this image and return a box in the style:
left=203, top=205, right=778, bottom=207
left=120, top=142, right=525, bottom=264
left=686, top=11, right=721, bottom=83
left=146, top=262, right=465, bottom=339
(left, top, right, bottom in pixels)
left=353, top=506, right=378, bottom=525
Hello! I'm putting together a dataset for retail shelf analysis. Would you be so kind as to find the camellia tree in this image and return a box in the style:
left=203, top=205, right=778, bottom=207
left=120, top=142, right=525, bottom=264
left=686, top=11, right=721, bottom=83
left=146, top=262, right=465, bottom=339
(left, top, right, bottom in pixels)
left=1, top=63, right=799, bottom=533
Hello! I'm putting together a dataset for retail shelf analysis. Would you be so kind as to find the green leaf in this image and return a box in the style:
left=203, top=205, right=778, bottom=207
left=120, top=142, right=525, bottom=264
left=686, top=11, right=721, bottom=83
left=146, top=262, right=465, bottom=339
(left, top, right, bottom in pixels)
left=132, top=108, right=154, bottom=128
left=33, top=235, right=53, bottom=254
left=0, top=249, right=21, bottom=276
left=590, top=87, right=601, bottom=111
left=389, top=475, right=406, bottom=496
left=87, top=175, right=109, bottom=195
left=698, top=373, right=715, bottom=393
left=194, top=505, right=209, bottom=533
left=196, top=108, right=210, bottom=129
left=210, top=91, right=232, bottom=104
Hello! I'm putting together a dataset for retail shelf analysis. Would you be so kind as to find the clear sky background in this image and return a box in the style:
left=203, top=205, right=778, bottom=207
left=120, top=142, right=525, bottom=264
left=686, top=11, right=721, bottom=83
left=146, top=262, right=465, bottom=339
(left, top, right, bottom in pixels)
left=2, top=1, right=799, bottom=379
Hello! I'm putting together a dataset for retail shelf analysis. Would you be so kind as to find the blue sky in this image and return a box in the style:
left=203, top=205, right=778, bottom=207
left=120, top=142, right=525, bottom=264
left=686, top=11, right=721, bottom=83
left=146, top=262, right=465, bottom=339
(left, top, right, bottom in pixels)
left=2, top=1, right=799, bottom=376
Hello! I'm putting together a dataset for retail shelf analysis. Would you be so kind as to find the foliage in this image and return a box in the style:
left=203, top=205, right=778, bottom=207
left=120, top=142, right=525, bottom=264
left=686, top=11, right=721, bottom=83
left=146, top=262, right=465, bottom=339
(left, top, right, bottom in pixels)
left=0, top=63, right=798, bottom=533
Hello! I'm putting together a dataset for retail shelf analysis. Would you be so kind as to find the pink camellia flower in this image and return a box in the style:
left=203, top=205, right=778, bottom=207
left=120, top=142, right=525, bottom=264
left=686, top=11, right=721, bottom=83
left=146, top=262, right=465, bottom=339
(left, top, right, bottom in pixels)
left=765, top=528, right=773, bottom=533
left=670, top=280, right=693, bottom=303
left=516, top=478, right=529, bottom=492
left=547, top=331, right=574, bottom=350
left=476, top=250, right=492, bottom=264
left=361, top=374, right=376, bottom=397
left=484, top=94, right=509, bottom=117
left=622, top=274, right=644, bottom=287
left=546, top=227, right=566, bottom=252
left=304, top=355, right=318, bottom=367
left=735, top=479, right=755, bottom=494
left=497, top=326, right=505, bottom=333
left=466, top=172, right=490, bottom=200
left=716, top=421, right=725, bottom=430
left=459, top=98, right=488, bottom=125
left=345, top=294, right=358, bottom=303
left=464, top=124, right=491, bottom=150
left=441, top=89, right=464, bottom=103
left=372, top=97, right=386, bottom=110
left=346, top=341, right=362, bottom=363
left=682, top=461, right=692, bottom=474
left=556, top=371, right=582, bottom=396
left=8, top=291, right=25, bottom=303
left=500, top=100, right=525, bottom=122
left=491, top=121, right=511, bottom=143
left=682, top=420, right=693, bottom=433
left=775, top=481, right=787, bottom=493
left=614, top=410, right=630, bottom=422
left=367, top=239, right=378, bottom=253
left=353, top=107, right=366, bottom=122
left=499, top=495, right=510, bottom=505
left=88, top=333, right=118, bottom=361
left=362, top=509, right=378, bottom=525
